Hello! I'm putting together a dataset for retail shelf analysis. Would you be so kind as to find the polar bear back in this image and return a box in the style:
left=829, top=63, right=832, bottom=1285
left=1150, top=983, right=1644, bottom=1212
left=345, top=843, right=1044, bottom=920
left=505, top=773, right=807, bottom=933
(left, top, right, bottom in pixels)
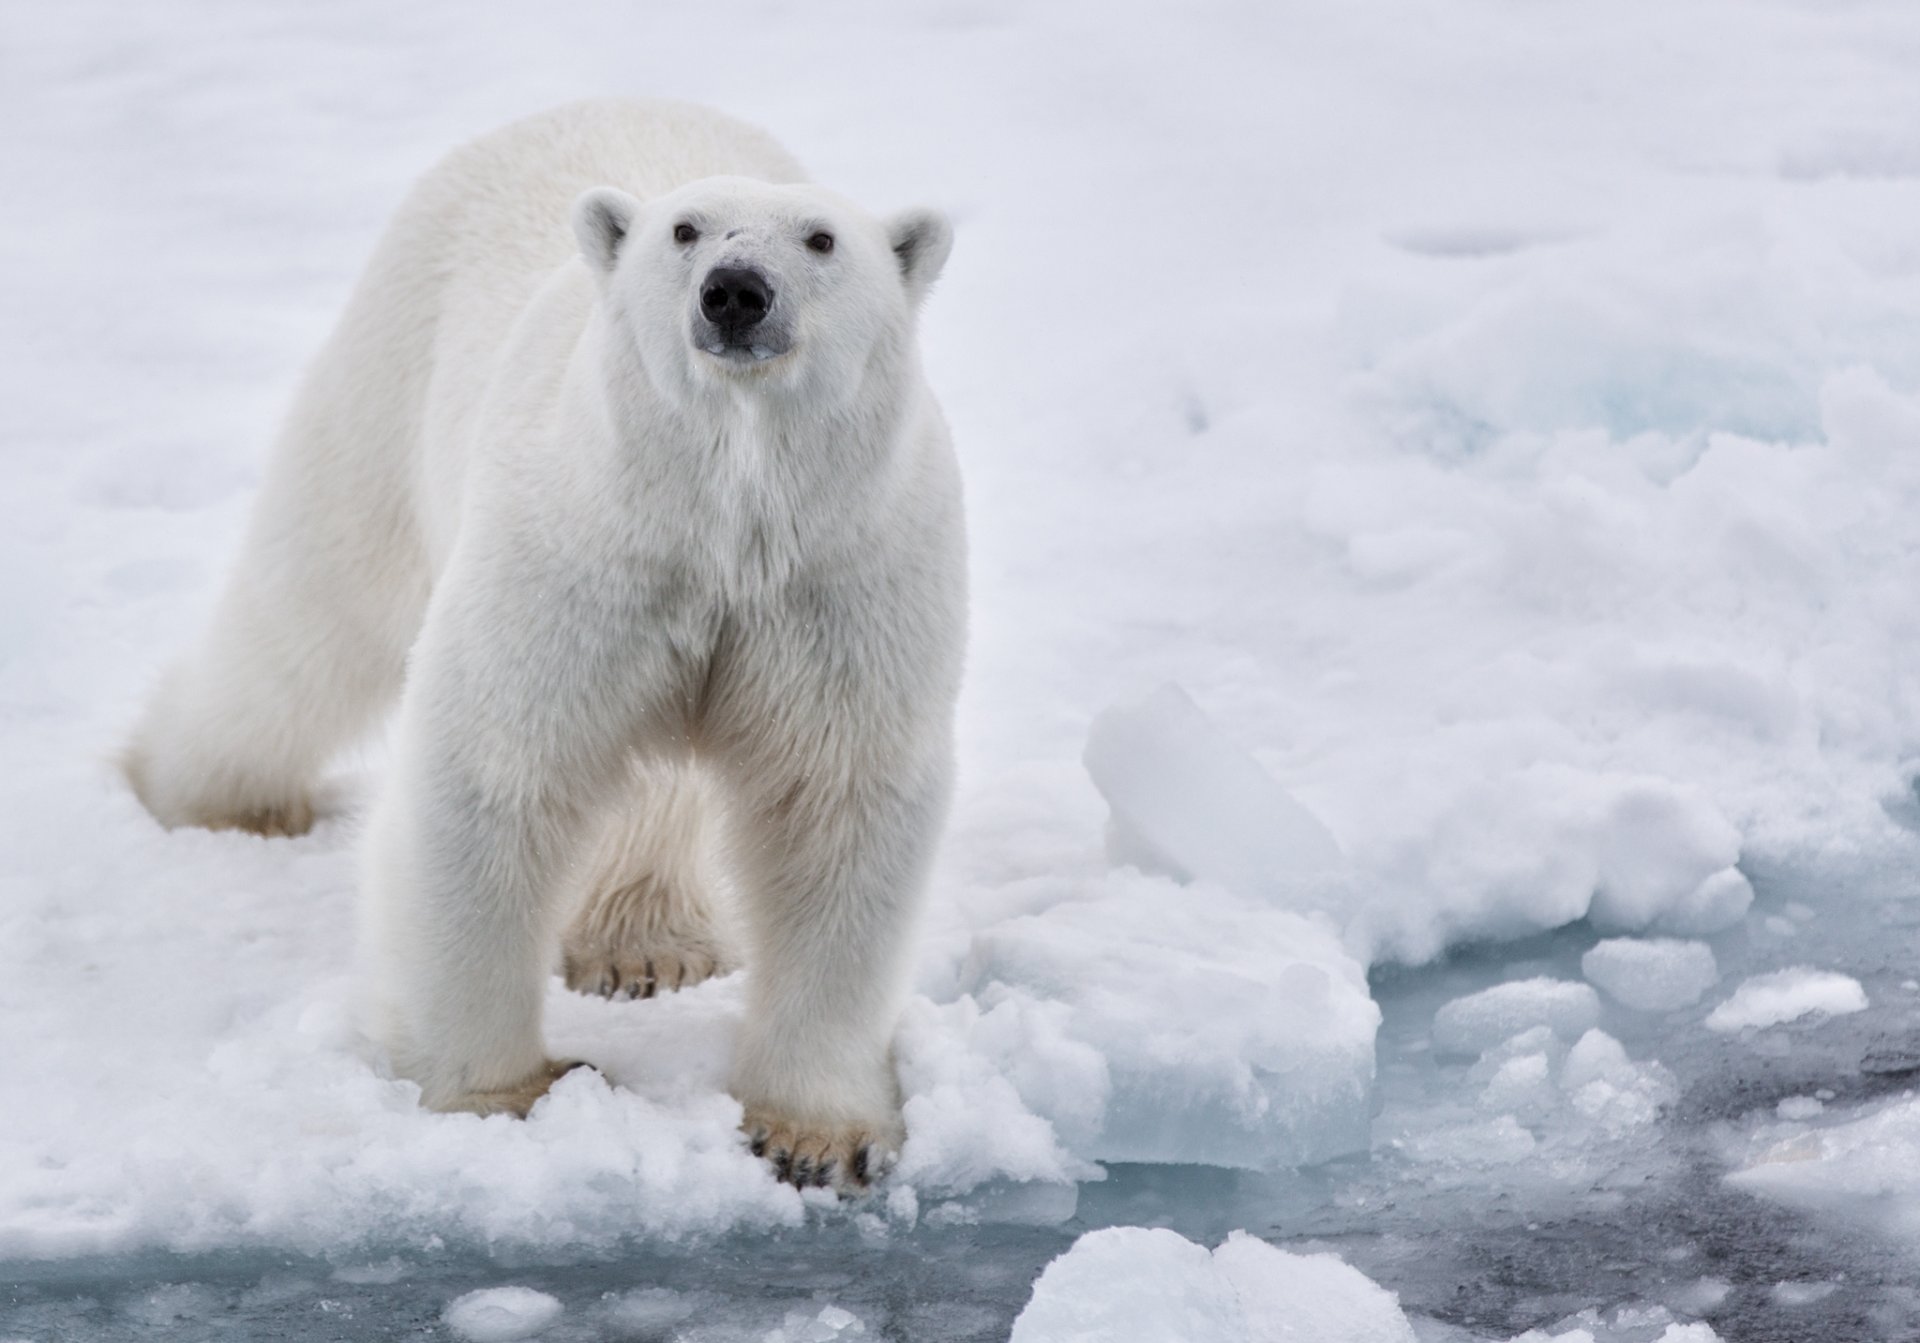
left=405, top=98, right=805, bottom=323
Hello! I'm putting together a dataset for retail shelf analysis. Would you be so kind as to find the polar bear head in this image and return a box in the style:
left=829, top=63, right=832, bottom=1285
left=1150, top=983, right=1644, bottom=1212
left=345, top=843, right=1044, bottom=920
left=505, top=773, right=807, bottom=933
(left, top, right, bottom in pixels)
left=572, top=176, right=951, bottom=410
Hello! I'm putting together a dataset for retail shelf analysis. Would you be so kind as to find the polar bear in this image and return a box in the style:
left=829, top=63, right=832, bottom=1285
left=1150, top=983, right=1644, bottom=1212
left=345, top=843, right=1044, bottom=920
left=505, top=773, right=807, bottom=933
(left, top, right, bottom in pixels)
left=123, top=100, right=965, bottom=1190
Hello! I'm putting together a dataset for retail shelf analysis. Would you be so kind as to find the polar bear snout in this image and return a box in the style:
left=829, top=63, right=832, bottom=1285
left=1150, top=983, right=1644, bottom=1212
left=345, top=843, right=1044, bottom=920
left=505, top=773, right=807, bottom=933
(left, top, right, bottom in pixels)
left=700, top=266, right=772, bottom=333
left=695, top=264, right=791, bottom=363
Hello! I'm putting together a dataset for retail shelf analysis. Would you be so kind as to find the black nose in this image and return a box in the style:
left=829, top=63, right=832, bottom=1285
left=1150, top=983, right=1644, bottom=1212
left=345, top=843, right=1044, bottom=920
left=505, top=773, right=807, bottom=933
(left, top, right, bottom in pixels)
left=700, top=266, right=772, bottom=331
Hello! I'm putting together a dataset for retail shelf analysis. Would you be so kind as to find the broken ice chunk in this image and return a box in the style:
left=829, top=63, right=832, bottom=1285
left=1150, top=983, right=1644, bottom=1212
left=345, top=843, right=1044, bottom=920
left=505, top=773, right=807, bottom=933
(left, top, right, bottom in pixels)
left=1010, top=1226, right=1417, bottom=1343
left=1705, top=968, right=1868, bottom=1032
left=1084, top=684, right=1344, bottom=897
left=1581, top=937, right=1719, bottom=1012
left=1432, top=978, right=1602, bottom=1058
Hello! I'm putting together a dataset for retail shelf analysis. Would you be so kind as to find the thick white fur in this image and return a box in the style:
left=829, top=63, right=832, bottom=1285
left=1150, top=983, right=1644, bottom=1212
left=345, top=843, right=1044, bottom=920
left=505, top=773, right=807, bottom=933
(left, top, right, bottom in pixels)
left=124, top=100, right=965, bottom=1171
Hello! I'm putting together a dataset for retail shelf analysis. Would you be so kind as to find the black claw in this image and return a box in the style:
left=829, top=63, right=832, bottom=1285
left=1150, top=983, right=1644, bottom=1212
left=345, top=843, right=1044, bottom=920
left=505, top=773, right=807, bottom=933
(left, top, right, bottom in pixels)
left=772, top=1150, right=795, bottom=1183
left=750, top=1132, right=769, bottom=1158
left=815, top=1159, right=837, bottom=1188
left=790, top=1154, right=816, bottom=1186
left=850, top=1146, right=870, bottom=1184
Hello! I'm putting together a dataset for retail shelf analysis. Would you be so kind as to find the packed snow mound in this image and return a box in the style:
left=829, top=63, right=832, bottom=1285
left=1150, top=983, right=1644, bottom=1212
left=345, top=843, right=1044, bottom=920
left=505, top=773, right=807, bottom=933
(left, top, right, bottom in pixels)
left=1704, top=968, right=1868, bottom=1032
left=955, top=871, right=1378, bottom=1170
left=1085, top=683, right=1345, bottom=895
left=1581, top=938, right=1719, bottom=1012
left=1078, top=687, right=1758, bottom=968
left=1009, top=1226, right=1416, bottom=1343
left=442, top=1287, right=563, bottom=1342
left=1432, top=979, right=1602, bottom=1058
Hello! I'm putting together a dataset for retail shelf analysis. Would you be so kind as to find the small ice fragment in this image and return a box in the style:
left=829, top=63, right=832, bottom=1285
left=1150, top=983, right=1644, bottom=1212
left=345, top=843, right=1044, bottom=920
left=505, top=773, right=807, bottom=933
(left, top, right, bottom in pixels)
left=768, top=1304, right=866, bottom=1340
left=606, top=1288, right=697, bottom=1331
left=1581, top=938, right=1718, bottom=1011
left=1084, top=684, right=1343, bottom=897
left=1432, top=979, right=1602, bottom=1058
left=1560, top=1030, right=1677, bottom=1132
left=442, top=1287, right=563, bottom=1342
left=1776, top=1096, right=1825, bottom=1120
left=331, top=1258, right=408, bottom=1285
left=1705, top=969, right=1868, bottom=1032
left=1771, top=1281, right=1838, bottom=1307
left=1669, top=1278, right=1731, bottom=1313
left=1010, top=1226, right=1416, bottom=1343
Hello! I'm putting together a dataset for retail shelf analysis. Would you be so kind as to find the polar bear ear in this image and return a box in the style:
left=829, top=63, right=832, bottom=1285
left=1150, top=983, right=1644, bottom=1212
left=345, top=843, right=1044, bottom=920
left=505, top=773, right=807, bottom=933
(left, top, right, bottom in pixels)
left=887, top=208, right=953, bottom=307
left=572, top=187, right=643, bottom=279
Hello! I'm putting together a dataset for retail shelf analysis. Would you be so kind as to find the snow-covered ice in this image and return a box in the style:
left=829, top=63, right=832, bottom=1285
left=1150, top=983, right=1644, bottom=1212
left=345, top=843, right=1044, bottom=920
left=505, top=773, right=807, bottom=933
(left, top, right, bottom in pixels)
left=11, top=0, right=1920, bottom=1338
left=1703, top=968, right=1869, bottom=1032
left=1580, top=938, right=1720, bottom=1012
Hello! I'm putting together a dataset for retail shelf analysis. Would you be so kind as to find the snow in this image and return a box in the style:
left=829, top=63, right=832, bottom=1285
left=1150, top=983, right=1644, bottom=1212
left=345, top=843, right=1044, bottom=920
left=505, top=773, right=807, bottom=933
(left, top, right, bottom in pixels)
left=1580, top=938, right=1720, bottom=1012
left=9, top=0, right=1920, bottom=1336
left=1009, top=1227, right=1416, bottom=1343
left=442, top=1287, right=564, bottom=1342
left=1431, top=980, right=1602, bottom=1058
left=1703, top=969, right=1869, bottom=1032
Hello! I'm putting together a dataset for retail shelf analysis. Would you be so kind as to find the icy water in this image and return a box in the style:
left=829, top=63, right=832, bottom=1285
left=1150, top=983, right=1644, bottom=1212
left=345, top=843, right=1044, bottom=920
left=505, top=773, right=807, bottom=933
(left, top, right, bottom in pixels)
left=8, top=868, right=1916, bottom=1343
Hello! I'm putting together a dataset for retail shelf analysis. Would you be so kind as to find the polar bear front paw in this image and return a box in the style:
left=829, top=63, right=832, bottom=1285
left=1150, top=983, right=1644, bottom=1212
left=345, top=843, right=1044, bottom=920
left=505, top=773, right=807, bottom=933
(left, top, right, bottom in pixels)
left=441, top=1058, right=594, bottom=1118
left=742, top=1105, right=901, bottom=1193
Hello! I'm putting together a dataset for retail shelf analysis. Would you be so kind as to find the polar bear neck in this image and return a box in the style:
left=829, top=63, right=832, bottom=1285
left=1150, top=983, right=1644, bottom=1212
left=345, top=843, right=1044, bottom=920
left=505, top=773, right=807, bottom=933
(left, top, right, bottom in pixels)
left=588, top=312, right=922, bottom=591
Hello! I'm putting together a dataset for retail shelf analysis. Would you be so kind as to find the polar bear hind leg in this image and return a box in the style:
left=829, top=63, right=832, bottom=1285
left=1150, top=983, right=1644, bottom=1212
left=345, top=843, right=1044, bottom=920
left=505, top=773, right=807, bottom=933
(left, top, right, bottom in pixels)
left=124, top=309, right=431, bottom=836
left=562, top=765, right=737, bottom=999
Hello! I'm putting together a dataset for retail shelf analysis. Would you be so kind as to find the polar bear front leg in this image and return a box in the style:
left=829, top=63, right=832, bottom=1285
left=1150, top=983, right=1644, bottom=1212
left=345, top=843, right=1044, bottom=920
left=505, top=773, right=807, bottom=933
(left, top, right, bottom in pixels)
left=358, top=561, right=648, bottom=1115
left=720, top=738, right=950, bottom=1191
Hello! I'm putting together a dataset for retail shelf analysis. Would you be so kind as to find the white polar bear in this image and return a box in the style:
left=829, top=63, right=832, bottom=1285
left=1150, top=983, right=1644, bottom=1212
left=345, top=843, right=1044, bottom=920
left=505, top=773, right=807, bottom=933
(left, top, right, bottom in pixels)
left=123, top=99, right=965, bottom=1189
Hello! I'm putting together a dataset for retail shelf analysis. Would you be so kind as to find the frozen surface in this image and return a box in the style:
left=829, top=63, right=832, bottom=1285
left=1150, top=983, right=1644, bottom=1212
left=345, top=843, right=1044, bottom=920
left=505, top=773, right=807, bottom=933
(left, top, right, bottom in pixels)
left=442, top=1287, right=563, bottom=1342
left=1703, top=968, right=1869, bottom=1032
left=1009, top=1226, right=1415, bottom=1343
left=9, top=0, right=1920, bottom=1340
left=1581, top=939, right=1720, bottom=1013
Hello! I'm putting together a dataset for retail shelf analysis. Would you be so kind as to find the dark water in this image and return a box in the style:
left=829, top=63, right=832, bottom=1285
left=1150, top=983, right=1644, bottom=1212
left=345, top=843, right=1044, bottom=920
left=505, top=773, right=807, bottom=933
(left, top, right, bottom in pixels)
left=7, top=866, right=1918, bottom=1342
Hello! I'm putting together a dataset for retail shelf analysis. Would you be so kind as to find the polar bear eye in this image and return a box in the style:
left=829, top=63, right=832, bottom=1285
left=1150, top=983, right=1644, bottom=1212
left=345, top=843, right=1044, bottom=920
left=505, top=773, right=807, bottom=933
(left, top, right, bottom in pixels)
left=673, top=222, right=699, bottom=245
left=806, top=231, right=835, bottom=255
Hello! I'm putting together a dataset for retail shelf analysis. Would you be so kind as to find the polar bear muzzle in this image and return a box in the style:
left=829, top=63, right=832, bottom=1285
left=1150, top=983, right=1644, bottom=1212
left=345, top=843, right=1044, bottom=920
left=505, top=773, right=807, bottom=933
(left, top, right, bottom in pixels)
left=697, top=264, right=788, bottom=361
